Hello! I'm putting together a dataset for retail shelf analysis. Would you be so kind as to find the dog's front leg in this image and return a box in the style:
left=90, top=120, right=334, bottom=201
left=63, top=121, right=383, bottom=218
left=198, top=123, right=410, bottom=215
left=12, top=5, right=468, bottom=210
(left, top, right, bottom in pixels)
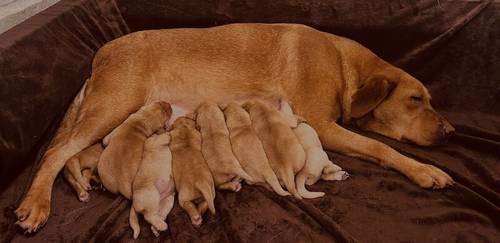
left=315, top=122, right=454, bottom=189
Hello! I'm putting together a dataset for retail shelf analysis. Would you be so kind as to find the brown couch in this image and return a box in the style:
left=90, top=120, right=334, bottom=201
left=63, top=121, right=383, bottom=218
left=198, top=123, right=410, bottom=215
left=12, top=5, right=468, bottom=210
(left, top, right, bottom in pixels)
left=1, top=0, right=499, bottom=242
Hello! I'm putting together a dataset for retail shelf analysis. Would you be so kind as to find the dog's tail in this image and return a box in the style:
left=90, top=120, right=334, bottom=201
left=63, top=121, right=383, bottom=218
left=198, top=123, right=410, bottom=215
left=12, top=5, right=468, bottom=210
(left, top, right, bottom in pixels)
left=263, top=169, right=290, bottom=196
left=129, top=206, right=140, bottom=239
left=197, top=182, right=216, bottom=215
left=279, top=167, right=302, bottom=199
left=295, top=169, right=325, bottom=199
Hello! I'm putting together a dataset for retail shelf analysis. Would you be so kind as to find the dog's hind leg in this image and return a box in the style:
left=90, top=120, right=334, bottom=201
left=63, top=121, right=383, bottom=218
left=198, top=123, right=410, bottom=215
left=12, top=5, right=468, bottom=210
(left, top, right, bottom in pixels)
left=134, top=186, right=167, bottom=235
left=278, top=167, right=302, bottom=199
left=15, top=75, right=149, bottom=232
left=263, top=169, right=290, bottom=196
left=151, top=194, right=175, bottom=237
left=181, top=201, right=202, bottom=226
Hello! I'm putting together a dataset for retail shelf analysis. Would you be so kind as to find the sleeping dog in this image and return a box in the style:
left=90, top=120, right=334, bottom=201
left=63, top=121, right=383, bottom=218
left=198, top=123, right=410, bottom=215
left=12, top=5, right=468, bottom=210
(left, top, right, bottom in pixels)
left=16, top=23, right=455, bottom=232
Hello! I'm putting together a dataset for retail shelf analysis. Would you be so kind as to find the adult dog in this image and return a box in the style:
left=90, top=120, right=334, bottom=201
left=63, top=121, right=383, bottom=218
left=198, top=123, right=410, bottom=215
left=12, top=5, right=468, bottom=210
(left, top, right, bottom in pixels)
left=15, top=23, right=455, bottom=232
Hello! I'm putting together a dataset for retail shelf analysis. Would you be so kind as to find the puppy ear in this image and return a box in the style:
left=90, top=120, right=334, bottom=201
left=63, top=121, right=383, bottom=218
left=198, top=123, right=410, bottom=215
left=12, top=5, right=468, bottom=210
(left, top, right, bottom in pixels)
left=157, top=101, right=172, bottom=115
left=351, top=76, right=396, bottom=118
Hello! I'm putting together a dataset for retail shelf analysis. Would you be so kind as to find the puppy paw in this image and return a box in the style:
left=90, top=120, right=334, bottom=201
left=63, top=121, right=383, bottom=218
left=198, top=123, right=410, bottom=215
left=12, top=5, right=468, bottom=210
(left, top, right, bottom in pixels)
left=408, top=164, right=454, bottom=189
left=233, top=183, right=242, bottom=192
left=336, top=171, right=350, bottom=181
left=78, top=192, right=90, bottom=202
left=15, top=193, right=50, bottom=233
left=191, top=215, right=202, bottom=226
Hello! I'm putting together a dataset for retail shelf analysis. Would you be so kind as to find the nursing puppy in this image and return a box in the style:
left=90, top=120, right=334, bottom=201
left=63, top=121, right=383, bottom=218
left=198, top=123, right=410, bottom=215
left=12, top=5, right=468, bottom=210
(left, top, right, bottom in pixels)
left=223, top=102, right=290, bottom=196
left=196, top=102, right=253, bottom=191
left=63, top=143, right=104, bottom=202
left=243, top=100, right=305, bottom=199
left=280, top=100, right=349, bottom=199
left=97, top=101, right=172, bottom=199
left=171, top=117, right=216, bottom=226
left=129, top=131, right=175, bottom=239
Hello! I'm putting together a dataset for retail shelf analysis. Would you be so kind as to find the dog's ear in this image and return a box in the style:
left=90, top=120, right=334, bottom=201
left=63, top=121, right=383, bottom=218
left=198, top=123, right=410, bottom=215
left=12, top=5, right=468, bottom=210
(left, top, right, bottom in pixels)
left=351, top=76, right=396, bottom=118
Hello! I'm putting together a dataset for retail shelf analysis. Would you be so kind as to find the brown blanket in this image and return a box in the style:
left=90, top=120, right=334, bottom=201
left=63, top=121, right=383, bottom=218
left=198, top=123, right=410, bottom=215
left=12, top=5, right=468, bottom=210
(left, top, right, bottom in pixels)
left=1, top=0, right=499, bottom=242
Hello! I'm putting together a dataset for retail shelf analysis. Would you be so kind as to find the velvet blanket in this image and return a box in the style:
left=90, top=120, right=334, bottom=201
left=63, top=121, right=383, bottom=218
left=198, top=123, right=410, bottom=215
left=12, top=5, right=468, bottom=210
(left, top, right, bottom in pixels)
left=0, top=0, right=499, bottom=242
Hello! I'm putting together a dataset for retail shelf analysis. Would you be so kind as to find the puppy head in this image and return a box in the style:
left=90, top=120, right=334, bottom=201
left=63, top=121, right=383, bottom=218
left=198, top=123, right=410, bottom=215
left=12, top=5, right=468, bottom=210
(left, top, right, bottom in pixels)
left=172, top=116, right=196, bottom=130
left=351, top=70, right=454, bottom=146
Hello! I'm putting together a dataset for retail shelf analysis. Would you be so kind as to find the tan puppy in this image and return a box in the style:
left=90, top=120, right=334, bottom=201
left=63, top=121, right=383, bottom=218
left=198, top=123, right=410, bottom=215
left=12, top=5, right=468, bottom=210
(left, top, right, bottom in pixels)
left=63, top=143, right=104, bottom=202
left=17, top=24, right=455, bottom=232
left=243, top=100, right=305, bottom=199
left=129, top=131, right=175, bottom=239
left=97, top=101, right=172, bottom=199
left=223, top=102, right=290, bottom=196
left=280, top=100, right=349, bottom=199
left=196, top=102, right=253, bottom=191
left=170, top=117, right=216, bottom=226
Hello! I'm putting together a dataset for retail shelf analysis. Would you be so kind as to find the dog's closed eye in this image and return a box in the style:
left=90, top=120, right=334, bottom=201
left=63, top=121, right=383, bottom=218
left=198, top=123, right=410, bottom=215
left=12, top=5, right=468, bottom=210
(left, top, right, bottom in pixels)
left=410, top=95, right=423, bottom=102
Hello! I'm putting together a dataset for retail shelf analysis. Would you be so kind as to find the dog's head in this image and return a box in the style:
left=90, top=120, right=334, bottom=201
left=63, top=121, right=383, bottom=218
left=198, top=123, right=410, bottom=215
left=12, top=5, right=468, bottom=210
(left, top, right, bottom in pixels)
left=350, top=69, right=454, bottom=146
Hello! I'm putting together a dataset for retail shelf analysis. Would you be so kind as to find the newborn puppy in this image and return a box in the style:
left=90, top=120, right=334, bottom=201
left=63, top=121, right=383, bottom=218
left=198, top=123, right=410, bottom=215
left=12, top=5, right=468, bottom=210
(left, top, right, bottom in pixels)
left=171, top=117, right=216, bottom=226
left=243, top=100, right=305, bottom=199
left=129, top=131, right=175, bottom=239
left=279, top=100, right=349, bottom=198
left=97, top=101, right=172, bottom=199
left=196, top=102, right=253, bottom=191
left=223, top=102, right=290, bottom=196
left=63, top=143, right=104, bottom=202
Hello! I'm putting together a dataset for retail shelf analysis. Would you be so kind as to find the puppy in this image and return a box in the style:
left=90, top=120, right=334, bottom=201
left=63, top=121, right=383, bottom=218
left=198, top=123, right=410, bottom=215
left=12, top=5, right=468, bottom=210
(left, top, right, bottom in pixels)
left=97, top=101, right=172, bottom=198
left=171, top=117, right=216, bottom=226
left=63, top=143, right=104, bottom=202
left=280, top=100, right=349, bottom=198
left=196, top=102, right=253, bottom=191
left=223, top=102, right=290, bottom=196
left=243, top=100, right=305, bottom=199
left=129, top=131, right=175, bottom=239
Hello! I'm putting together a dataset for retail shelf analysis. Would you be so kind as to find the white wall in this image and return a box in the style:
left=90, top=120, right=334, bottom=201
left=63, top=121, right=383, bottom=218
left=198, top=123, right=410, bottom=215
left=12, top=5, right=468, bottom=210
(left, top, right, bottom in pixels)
left=0, top=0, right=60, bottom=34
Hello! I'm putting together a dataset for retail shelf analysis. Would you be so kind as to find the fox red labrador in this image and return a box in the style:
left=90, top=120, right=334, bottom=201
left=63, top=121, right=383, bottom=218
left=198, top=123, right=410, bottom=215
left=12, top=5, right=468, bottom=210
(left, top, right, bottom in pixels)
left=15, top=23, right=455, bottom=232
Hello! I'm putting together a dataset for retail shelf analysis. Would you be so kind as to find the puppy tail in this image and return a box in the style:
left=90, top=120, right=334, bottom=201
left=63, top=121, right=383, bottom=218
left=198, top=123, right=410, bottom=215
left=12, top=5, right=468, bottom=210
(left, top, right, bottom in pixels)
left=129, top=206, right=141, bottom=239
left=280, top=168, right=302, bottom=199
left=198, top=183, right=216, bottom=215
left=263, top=170, right=290, bottom=196
left=296, top=170, right=325, bottom=199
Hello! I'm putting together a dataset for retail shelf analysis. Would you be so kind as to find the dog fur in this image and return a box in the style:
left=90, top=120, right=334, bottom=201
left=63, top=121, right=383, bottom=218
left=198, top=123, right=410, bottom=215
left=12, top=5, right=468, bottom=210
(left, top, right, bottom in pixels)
left=243, top=99, right=305, bottom=199
left=195, top=102, right=253, bottom=191
left=63, top=143, right=104, bottom=202
left=16, top=23, right=455, bottom=232
left=279, top=100, right=349, bottom=199
left=223, top=102, right=290, bottom=196
left=170, top=117, right=216, bottom=226
left=129, top=131, right=175, bottom=239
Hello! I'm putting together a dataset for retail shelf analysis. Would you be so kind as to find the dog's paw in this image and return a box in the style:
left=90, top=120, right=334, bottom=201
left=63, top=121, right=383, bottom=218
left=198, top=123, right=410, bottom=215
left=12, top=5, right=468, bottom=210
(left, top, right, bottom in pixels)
left=151, top=222, right=168, bottom=237
left=15, top=193, right=50, bottom=233
left=233, top=182, right=242, bottom=192
left=409, top=164, right=454, bottom=189
left=78, top=192, right=90, bottom=202
left=191, top=215, right=202, bottom=226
